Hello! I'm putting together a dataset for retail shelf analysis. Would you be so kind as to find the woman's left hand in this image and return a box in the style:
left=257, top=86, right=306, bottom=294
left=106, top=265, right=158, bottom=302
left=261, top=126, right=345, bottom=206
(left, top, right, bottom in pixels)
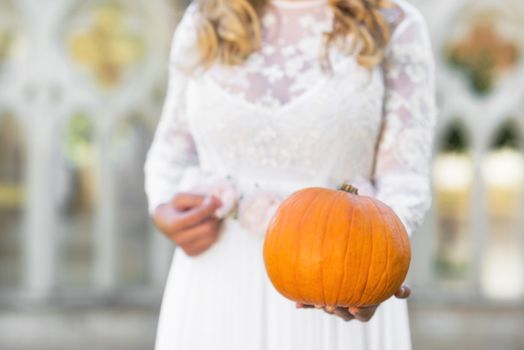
left=295, top=285, right=411, bottom=322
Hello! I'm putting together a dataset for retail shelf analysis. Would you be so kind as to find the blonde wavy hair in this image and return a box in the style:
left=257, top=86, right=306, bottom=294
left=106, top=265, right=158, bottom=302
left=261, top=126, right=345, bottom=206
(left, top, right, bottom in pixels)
left=194, top=0, right=396, bottom=71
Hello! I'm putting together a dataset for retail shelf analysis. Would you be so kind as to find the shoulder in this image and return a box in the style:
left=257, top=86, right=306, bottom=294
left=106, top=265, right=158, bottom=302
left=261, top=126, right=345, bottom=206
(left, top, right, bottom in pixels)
left=174, top=2, right=200, bottom=37
left=382, top=0, right=428, bottom=38
left=380, top=1, right=434, bottom=70
left=170, top=2, right=202, bottom=70
left=382, top=0, right=432, bottom=55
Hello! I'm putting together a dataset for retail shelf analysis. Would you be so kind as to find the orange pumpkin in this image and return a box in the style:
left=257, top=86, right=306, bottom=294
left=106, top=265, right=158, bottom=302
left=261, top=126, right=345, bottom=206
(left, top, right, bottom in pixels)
left=263, top=183, right=411, bottom=307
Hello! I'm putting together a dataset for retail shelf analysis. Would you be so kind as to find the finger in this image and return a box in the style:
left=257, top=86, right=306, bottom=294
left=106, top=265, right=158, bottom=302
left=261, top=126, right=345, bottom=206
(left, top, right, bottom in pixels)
left=152, top=203, right=179, bottom=232
left=171, top=192, right=207, bottom=211
left=348, top=305, right=378, bottom=322
left=333, top=308, right=355, bottom=322
left=183, top=234, right=218, bottom=257
left=191, top=234, right=218, bottom=252
left=321, top=306, right=354, bottom=321
left=394, top=285, right=411, bottom=299
left=174, top=217, right=220, bottom=245
left=178, top=196, right=222, bottom=229
left=296, top=302, right=314, bottom=309
left=325, top=306, right=336, bottom=313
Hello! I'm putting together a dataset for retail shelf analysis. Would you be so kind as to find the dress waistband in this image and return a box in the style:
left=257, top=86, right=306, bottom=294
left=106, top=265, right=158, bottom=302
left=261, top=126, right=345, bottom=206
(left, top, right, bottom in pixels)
left=185, top=165, right=344, bottom=197
left=234, top=175, right=329, bottom=196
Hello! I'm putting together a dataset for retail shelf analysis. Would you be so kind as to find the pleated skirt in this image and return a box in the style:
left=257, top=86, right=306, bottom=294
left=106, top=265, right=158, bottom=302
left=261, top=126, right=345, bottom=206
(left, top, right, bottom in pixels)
left=154, top=216, right=412, bottom=350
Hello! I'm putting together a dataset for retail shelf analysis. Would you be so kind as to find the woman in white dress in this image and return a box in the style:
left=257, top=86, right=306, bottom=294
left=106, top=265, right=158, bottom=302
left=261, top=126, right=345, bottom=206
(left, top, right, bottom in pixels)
left=145, top=0, right=436, bottom=349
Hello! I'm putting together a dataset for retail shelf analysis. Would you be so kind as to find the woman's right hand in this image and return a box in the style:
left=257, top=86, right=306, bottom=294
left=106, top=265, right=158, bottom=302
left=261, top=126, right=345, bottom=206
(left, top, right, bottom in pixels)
left=153, top=193, right=223, bottom=257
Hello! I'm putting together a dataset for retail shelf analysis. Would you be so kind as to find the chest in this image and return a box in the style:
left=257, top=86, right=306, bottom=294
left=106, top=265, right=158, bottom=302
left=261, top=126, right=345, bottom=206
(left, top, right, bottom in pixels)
left=184, top=58, right=386, bottom=177
left=187, top=55, right=385, bottom=140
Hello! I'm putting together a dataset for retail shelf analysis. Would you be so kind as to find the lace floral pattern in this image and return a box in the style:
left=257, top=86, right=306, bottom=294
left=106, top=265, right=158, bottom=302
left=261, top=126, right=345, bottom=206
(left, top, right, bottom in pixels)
left=207, top=3, right=333, bottom=110
left=144, top=0, right=437, bottom=237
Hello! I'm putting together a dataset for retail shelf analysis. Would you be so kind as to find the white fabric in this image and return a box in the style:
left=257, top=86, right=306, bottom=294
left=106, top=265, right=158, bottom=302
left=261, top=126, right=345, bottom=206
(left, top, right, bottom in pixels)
left=145, top=0, right=437, bottom=348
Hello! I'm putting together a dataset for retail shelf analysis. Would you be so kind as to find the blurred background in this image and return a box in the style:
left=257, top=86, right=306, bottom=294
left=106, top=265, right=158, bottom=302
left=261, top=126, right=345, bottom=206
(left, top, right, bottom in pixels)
left=0, top=0, right=523, bottom=349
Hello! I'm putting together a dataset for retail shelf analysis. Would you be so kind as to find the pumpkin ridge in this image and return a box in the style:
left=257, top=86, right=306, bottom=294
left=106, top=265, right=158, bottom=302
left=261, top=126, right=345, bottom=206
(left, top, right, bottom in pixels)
left=346, top=196, right=366, bottom=305
left=344, top=197, right=363, bottom=305
left=320, top=192, right=340, bottom=305
left=333, top=192, right=356, bottom=306
left=357, top=198, right=376, bottom=306
left=380, top=201, right=411, bottom=296
left=389, top=205, right=411, bottom=285
left=267, top=201, right=292, bottom=299
left=295, top=191, right=324, bottom=304
left=288, top=198, right=312, bottom=299
left=368, top=199, right=392, bottom=303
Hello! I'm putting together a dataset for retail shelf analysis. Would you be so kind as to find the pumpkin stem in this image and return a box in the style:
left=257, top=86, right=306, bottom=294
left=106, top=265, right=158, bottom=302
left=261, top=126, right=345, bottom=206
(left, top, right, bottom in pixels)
left=338, top=183, right=359, bottom=195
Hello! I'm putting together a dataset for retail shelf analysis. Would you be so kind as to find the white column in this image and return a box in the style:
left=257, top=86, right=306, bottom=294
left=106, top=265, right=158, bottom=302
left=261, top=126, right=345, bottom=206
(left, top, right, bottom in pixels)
left=93, top=112, right=117, bottom=291
left=23, top=0, right=61, bottom=299
left=470, top=136, right=489, bottom=297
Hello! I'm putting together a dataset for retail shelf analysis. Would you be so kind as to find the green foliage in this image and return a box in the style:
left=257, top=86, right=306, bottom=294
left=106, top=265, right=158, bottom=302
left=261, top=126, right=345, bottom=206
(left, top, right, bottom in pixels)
left=491, top=120, right=521, bottom=150
left=441, top=121, right=469, bottom=153
left=63, top=113, right=94, bottom=166
left=447, top=48, right=494, bottom=95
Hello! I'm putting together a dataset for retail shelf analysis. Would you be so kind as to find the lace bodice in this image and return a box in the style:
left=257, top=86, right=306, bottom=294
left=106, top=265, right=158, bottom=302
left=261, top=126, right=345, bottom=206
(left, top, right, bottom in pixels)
left=144, top=0, right=437, bottom=237
left=209, top=0, right=336, bottom=110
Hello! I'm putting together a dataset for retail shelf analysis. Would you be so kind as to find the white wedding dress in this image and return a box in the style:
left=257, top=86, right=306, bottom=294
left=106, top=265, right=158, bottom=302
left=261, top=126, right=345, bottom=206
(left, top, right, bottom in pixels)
left=144, top=0, right=437, bottom=349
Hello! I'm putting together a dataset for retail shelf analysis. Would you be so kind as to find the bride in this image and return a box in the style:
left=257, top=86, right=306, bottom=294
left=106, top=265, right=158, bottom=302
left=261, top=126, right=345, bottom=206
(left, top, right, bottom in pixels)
left=145, top=0, right=436, bottom=349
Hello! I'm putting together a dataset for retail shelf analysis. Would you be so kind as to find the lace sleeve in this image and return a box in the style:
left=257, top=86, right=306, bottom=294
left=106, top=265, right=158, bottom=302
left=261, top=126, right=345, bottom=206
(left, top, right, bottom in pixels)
left=144, top=3, right=200, bottom=216
left=372, top=10, right=438, bottom=237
